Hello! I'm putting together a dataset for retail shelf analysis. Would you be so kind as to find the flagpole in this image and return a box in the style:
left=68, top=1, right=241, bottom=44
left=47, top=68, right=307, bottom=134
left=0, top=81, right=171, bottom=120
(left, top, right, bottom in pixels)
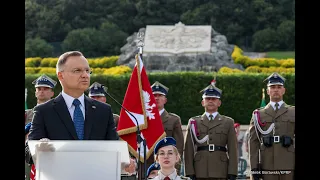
left=137, top=31, right=147, bottom=180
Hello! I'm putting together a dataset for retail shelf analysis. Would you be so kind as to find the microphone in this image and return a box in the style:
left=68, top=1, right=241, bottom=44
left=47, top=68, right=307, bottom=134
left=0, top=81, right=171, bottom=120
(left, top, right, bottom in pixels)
left=101, top=85, right=146, bottom=179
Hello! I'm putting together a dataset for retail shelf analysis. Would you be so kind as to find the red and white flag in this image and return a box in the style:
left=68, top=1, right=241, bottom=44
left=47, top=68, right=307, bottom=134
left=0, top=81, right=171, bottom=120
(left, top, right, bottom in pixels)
left=117, top=54, right=166, bottom=162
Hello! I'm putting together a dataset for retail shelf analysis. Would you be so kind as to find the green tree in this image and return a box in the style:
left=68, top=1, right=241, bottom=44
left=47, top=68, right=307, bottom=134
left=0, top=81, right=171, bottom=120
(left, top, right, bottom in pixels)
left=276, top=20, right=295, bottom=50
left=25, top=37, right=54, bottom=58
left=252, top=28, right=278, bottom=52
left=61, top=28, right=103, bottom=57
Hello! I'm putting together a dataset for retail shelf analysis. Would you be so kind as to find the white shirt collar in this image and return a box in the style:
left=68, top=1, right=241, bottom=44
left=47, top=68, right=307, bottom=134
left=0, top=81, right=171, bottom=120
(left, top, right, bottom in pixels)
left=157, top=169, right=177, bottom=180
left=61, top=91, right=85, bottom=108
left=270, top=100, right=284, bottom=110
left=159, top=108, right=165, bottom=116
left=205, top=111, right=218, bottom=120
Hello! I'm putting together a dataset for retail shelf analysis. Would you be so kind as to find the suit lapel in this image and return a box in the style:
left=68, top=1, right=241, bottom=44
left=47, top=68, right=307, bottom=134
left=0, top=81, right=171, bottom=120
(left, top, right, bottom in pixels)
left=208, top=114, right=222, bottom=130
left=264, top=103, right=276, bottom=117
left=84, top=96, right=95, bottom=140
left=161, top=110, right=169, bottom=124
left=201, top=113, right=209, bottom=128
left=53, top=94, right=78, bottom=140
left=275, top=103, right=288, bottom=119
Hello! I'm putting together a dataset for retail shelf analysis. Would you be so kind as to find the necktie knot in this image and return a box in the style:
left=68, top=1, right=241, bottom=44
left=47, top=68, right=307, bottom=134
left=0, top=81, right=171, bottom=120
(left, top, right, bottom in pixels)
left=73, top=99, right=81, bottom=107
left=209, top=114, right=214, bottom=120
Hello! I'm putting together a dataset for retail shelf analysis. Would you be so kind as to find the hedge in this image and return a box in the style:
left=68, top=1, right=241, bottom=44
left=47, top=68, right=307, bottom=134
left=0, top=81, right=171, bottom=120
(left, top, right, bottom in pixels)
left=25, top=72, right=295, bottom=125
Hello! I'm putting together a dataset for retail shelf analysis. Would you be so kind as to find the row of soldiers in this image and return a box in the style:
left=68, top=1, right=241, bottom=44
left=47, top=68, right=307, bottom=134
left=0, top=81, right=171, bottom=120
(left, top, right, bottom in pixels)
left=25, top=72, right=295, bottom=180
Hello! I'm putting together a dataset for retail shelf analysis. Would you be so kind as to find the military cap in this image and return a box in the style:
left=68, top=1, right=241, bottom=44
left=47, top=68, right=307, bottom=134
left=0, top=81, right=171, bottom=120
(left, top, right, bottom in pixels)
left=151, top=81, right=169, bottom=96
left=146, top=162, right=161, bottom=178
left=32, top=74, right=57, bottom=89
left=154, top=137, right=176, bottom=155
left=200, top=82, right=222, bottom=99
left=88, top=82, right=106, bottom=97
left=264, top=72, right=286, bottom=86
left=25, top=122, right=31, bottom=135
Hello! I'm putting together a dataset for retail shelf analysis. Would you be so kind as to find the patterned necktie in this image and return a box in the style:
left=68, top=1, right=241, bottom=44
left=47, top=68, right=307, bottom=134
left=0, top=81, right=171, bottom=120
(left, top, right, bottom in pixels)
left=73, top=99, right=84, bottom=140
left=209, top=114, right=214, bottom=121
left=164, top=176, right=170, bottom=180
left=275, top=102, right=279, bottom=112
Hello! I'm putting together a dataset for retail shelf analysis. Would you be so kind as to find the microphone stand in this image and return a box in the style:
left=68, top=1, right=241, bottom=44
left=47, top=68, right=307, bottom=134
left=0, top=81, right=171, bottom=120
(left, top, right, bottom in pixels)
left=102, top=86, right=146, bottom=180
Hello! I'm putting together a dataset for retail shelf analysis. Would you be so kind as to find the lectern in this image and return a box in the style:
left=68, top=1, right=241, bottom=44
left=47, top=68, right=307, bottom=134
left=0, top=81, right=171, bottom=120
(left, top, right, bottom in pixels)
left=28, top=140, right=130, bottom=180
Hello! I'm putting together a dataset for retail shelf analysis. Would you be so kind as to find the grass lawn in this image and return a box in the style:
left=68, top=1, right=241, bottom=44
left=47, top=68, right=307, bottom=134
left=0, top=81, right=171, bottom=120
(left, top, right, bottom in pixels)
left=265, top=51, right=295, bottom=59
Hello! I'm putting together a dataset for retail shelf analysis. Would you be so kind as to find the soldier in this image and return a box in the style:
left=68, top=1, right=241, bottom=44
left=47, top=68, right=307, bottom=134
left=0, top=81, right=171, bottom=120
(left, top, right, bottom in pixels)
left=25, top=74, right=56, bottom=180
left=88, top=82, right=120, bottom=127
left=153, top=137, right=191, bottom=180
left=25, top=74, right=57, bottom=124
left=88, top=82, right=137, bottom=180
left=184, top=81, right=238, bottom=180
left=151, top=81, right=184, bottom=173
left=248, top=72, right=295, bottom=180
left=146, top=162, right=161, bottom=179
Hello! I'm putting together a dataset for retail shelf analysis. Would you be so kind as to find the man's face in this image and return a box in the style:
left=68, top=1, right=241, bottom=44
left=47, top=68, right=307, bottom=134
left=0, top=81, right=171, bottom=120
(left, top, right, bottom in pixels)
left=90, top=96, right=106, bottom=103
left=153, top=93, right=167, bottom=110
left=201, top=97, right=221, bottom=113
left=267, top=85, right=286, bottom=102
left=58, top=56, right=91, bottom=92
left=35, top=87, right=54, bottom=102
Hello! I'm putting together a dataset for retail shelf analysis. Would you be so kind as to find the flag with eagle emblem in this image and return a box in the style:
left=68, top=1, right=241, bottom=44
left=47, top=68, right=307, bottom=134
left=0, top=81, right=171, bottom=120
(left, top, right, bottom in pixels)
left=117, top=53, right=166, bottom=162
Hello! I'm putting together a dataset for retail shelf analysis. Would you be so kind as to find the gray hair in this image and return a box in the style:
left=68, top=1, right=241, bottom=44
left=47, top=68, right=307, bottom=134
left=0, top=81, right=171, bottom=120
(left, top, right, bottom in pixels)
left=56, top=51, right=84, bottom=74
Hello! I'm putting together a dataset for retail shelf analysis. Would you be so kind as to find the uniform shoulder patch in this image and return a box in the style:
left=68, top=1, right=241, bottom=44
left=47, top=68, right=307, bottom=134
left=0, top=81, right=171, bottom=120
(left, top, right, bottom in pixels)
left=168, top=112, right=180, bottom=118
left=190, top=115, right=201, bottom=121
left=220, top=115, right=234, bottom=121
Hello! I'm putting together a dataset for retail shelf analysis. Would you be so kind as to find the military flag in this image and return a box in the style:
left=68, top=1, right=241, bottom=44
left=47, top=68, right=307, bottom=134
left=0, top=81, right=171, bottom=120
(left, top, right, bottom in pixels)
left=117, top=53, right=166, bottom=162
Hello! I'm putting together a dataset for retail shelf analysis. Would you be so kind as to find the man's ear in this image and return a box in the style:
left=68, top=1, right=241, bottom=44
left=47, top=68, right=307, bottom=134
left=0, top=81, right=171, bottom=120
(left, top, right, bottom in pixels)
left=57, top=72, right=63, bottom=80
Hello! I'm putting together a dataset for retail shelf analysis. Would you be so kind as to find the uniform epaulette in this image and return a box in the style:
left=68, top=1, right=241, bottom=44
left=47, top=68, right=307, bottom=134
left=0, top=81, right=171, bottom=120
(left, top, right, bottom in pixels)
left=189, top=115, right=201, bottom=120
left=180, top=176, right=192, bottom=180
left=221, top=115, right=234, bottom=121
left=252, top=107, right=264, bottom=114
left=168, top=112, right=180, bottom=118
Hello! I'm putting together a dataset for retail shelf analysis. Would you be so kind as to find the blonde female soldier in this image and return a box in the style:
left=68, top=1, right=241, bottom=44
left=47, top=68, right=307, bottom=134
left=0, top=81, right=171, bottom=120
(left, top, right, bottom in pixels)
left=152, top=137, right=190, bottom=180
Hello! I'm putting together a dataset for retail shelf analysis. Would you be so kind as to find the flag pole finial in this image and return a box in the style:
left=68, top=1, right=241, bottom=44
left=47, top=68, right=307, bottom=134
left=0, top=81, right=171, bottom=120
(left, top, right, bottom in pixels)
left=137, top=32, right=145, bottom=55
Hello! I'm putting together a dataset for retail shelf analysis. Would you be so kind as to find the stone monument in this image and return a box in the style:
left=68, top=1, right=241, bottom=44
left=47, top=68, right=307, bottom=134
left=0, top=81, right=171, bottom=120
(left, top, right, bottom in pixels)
left=117, top=22, right=244, bottom=72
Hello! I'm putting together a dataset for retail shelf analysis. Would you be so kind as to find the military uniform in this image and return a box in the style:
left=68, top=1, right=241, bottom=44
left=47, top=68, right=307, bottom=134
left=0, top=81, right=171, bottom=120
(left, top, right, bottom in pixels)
left=184, top=82, right=238, bottom=180
left=88, top=82, right=121, bottom=127
left=25, top=109, right=34, bottom=125
left=151, top=81, right=184, bottom=173
left=88, top=82, right=136, bottom=180
left=153, top=137, right=191, bottom=180
left=25, top=74, right=57, bottom=180
left=249, top=73, right=295, bottom=180
left=152, top=171, right=191, bottom=180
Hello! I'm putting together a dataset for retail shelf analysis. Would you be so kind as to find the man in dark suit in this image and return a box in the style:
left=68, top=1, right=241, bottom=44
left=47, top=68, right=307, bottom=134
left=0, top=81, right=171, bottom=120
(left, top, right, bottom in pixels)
left=25, top=51, right=135, bottom=174
left=87, top=82, right=120, bottom=127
